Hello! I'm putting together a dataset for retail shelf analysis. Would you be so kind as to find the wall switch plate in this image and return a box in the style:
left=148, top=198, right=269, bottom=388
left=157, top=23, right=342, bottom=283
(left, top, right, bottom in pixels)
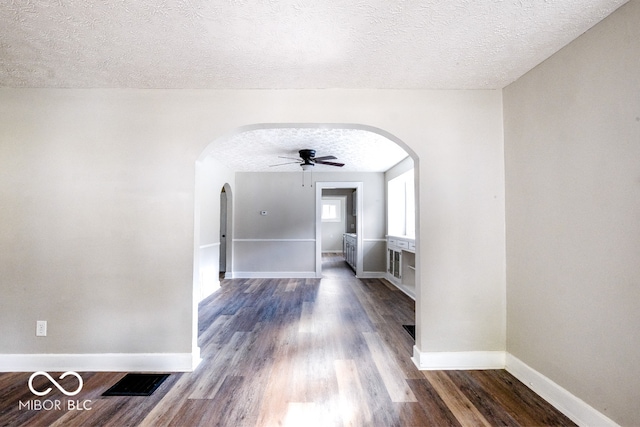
left=36, top=320, right=47, bottom=337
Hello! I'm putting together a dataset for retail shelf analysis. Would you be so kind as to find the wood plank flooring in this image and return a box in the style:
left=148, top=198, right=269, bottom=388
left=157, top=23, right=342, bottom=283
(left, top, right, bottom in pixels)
left=0, top=254, right=575, bottom=426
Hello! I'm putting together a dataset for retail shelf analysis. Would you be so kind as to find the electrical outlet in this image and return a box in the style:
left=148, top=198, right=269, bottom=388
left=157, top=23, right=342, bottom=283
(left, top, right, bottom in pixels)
left=36, top=320, right=47, bottom=337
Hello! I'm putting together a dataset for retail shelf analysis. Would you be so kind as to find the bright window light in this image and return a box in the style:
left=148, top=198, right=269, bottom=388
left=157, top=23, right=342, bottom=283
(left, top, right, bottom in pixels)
left=322, top=198, right=342, bottom=222
left=388, top=169, right=415, bottom=237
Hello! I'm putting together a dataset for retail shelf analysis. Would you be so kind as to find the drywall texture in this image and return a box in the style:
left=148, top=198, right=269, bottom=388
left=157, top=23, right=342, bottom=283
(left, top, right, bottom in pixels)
left=503, top=1, right=640, bottom=424
left=0, top=88, right=505, bottom=364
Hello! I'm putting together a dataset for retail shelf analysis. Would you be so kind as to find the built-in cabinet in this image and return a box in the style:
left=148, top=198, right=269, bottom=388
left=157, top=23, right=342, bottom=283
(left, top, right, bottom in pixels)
left=387, top=236, right=415, bottom=299
left=343, top=233, right=357, bottom=271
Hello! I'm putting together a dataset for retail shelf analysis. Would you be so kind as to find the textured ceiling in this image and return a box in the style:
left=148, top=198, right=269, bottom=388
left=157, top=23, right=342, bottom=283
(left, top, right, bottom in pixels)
left=207, top=127, right=410, bottom=172
left=0, top=0, right=627, bottom=90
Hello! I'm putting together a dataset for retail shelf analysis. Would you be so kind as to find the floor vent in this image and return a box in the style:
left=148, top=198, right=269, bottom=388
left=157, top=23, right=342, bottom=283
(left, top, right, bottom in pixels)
left=402, top=324, right=415, bottom=340
left=102, top=373, right=170, bottom=397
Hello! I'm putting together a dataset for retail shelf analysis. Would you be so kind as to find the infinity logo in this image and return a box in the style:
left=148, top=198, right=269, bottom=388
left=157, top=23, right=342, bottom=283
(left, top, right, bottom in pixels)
left=28, top=371, right=83, bottom=397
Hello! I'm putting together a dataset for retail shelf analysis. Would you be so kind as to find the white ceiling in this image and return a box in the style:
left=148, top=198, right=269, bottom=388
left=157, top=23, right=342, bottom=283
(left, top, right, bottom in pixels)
left=0, top=0, right=626, bottom=90
left=0, top=0, right=627, bottom=172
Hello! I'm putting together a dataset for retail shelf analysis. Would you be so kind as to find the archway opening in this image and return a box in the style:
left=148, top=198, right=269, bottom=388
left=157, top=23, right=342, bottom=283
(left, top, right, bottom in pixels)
left=193, top=123, right=420, bottom=363
left=219, top=184, right=233, bottom=279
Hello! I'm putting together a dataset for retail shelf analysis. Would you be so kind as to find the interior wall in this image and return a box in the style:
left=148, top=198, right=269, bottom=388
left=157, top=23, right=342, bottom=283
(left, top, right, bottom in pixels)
left=0, top=88, right=504, bottom=366
left=503, top=1, right=640, bottom=425
left=233, top=171, right=384, bottom=275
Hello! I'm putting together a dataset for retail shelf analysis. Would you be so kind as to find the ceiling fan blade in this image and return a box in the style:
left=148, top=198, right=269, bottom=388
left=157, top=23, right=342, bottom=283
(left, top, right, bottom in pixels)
left=269, top=161, right=301, bottom=167
left=313, top=155, right=337, bottom=161
left=278, top=156, right=303, bottom=161
left=315, top=160, right=345, bottom=167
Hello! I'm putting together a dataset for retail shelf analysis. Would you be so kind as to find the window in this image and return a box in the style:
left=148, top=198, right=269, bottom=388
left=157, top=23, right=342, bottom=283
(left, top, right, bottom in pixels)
left=321, top=198, right=342, bottom=222
left=387, top=169, right=415, bottom=237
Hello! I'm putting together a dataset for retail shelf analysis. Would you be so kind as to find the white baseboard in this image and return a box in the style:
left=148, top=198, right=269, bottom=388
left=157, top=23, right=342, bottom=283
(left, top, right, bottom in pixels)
left=412, top=347, right=506, bottom=370
left=356, top=271, right=386, bottom=279
left=505, top=354, right=619, bottom=427
left=199, top=280, right=221, bottom=301
left=411, top=349, right=619, bottom=426
left=227, top=271, right=385, bottom=280
left=225, top=272, right=317, bottom=279
left=0, top=351, right=201, bottom=373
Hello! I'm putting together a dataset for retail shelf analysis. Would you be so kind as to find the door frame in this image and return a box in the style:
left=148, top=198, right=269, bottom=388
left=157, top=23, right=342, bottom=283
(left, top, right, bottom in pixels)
left=219, top=185, right=229, bottom=275
left=315, top=181, right=363, bottom=277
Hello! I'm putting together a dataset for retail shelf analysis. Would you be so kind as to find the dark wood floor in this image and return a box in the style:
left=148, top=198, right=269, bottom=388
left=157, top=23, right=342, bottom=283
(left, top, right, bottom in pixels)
left=0, top=254, right=575, bottom=426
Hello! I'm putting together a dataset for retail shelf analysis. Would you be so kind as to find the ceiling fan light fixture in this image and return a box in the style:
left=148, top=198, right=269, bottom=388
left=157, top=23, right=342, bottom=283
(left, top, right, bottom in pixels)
left=270, top=148, right=344, bottom=170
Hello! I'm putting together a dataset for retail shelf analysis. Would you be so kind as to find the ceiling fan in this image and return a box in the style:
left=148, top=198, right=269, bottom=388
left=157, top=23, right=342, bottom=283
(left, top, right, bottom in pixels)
left=271, top=149, right=345, bottom=170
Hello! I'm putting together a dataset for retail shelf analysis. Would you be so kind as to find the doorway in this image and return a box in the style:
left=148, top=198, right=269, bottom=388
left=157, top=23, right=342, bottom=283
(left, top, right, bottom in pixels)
left=219, top=186, right=228, bottom=278
left=315, top=182, right=363, bottom=278
left=320, top=192, right=350, bottom=276
left=194, top=124, right=418, bottom=368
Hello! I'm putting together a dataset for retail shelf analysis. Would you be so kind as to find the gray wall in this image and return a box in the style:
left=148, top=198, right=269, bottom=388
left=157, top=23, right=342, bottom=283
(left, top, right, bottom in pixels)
left=232, top=172, right=385, bottom=275
left=503, top=1, right=640, bottom=424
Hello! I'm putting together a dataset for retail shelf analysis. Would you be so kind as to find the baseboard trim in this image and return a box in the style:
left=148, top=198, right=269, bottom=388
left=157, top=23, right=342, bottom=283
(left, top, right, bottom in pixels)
left=199, top=280, right=221, bottom=301
left=226, top=272, right=317, bottom=279
left=505, top=354, right=619, bottom=427
left=0, top=351, right=201, bottom=373
left=356, top=271, right=386, bottom=279
left=225, top=271, right=385, bottom=279
left=411, top=349, right=619, bottom=425
left=412, top=347, right=506, bottom=370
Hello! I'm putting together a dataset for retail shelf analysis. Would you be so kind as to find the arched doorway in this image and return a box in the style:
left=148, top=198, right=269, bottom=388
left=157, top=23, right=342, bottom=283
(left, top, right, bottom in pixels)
left=219, top=184, right=232, bottom=279
left=193, top=123, right=420, bottom=363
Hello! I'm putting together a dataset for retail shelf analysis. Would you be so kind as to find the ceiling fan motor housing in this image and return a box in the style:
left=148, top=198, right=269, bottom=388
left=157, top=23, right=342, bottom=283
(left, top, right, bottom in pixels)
left=299, top=149, right=316, bottom=159
left=290, top=148, right=343, bottom=169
